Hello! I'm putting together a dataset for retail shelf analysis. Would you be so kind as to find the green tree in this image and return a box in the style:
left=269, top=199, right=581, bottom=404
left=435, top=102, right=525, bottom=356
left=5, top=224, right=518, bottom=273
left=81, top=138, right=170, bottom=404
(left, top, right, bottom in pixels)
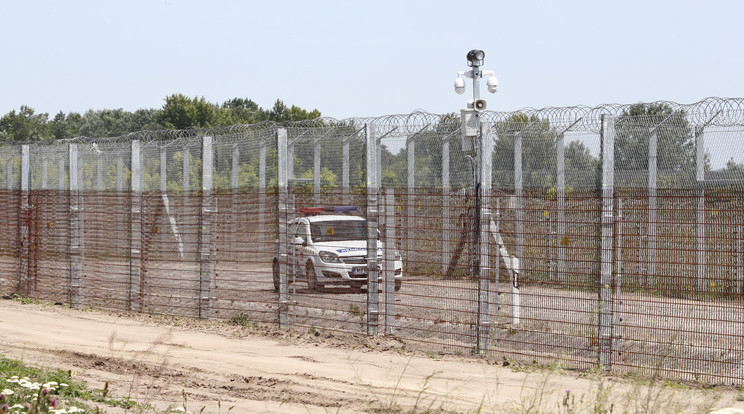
left=221, top=98, right=262, bottom=124
left=157, top=94, right=225, bottom=129
left=565, top=140, right=598, bottom=171
left=79, top=108, right=138, bottom=137
left=615, top=102, right=694, bottom=186
left=266, top=99, right=320, bottom=122
left=492, top=113, right=556, bottom=189
left=0, top=106, right=51, bottom=141
left=50, top=111, right=83, bottom=140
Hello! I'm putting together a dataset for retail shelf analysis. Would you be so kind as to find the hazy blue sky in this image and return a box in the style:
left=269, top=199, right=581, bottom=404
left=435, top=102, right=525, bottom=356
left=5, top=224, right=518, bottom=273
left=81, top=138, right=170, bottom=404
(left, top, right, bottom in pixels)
left=1, top=0, right=743, bottom=119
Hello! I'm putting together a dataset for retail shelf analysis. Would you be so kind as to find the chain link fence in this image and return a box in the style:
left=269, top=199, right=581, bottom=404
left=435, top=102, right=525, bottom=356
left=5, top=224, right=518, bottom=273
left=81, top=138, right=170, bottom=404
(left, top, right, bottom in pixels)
left=2, top=97, right=744, bottom=384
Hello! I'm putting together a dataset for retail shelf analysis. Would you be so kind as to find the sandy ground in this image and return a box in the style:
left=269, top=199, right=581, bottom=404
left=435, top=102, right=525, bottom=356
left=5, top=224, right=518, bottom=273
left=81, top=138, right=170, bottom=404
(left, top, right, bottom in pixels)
left=0, top=299, right=741, bottom=414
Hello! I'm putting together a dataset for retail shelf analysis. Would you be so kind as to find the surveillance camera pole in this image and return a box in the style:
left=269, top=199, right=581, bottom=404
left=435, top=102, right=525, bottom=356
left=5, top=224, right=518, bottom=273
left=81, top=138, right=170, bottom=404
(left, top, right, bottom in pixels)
left=455, top=49, right=496, bottom=353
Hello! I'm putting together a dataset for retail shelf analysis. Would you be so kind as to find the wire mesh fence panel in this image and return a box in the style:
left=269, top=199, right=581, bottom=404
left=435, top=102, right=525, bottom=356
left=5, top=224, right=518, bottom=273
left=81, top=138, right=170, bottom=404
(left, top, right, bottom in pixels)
left=211, top=128, right=280, bottom=325
left=0, top=145, right=22, bottom=296
left=2, top=99, right=744, bottom=383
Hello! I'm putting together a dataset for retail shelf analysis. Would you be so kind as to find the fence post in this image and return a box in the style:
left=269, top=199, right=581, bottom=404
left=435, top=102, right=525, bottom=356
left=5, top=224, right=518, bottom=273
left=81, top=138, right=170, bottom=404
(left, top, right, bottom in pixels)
left=477, top=122, right=493, bottom=353
left=614, top=199, right=623, bottom=353
left=366, top=123, right=379, bottom=336
left=406, top=136, right=415, bottom=262
left=69, top=144, right=82, bottom=309
left=342, top=137, right=350, bottom=205
left=259, top=140, right=267, bottom=247
left=695, top=126, right=706, bottom=291
left=19, top=145, right=29, bottom=296
left=514, top=130, right=524, bottom=267
left=231, top=143, right=239, bottom=261
left=383, top=188, right=396, bottom=335
left=199, top=136, right=215, bottom=319
left=442, top=135, right=450, bottom=275
left=598, top=114, right=615, bottom=370
left=277, top=128, right=290, bottom=329
left=737, top=226, right=743, bottom=294
left=58, top=158, right=64, bottom=192
left=648, top=128, right=658, bottom=285
left=129, top=140, right=142, bottom=312
left=556, top=131, right=566, bottom=282
left=41, top=157, right=48, bottom=190
left=313, top=137, right=321, bottom=205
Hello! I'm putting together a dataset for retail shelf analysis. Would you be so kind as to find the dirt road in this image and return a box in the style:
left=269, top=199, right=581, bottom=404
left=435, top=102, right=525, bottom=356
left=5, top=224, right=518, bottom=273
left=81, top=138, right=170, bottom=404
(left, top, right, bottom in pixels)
left=0, top=299, right=739, bottom=413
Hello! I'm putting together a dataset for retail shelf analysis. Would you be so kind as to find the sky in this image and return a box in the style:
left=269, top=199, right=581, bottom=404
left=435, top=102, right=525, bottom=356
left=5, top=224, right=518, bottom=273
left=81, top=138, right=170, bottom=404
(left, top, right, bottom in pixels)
left=1, top=0, right=743, bottom=120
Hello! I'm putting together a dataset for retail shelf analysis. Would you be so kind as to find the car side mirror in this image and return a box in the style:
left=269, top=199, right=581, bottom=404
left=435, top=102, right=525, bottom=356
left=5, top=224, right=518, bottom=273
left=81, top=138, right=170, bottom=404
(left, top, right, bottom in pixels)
left=291, top=236, right=304, bottom=245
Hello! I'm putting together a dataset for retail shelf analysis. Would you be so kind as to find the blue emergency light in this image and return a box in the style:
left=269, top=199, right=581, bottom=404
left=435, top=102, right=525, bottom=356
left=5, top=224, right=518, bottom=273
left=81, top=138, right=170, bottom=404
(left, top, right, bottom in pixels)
left=326, top=206, right=358, bottom=213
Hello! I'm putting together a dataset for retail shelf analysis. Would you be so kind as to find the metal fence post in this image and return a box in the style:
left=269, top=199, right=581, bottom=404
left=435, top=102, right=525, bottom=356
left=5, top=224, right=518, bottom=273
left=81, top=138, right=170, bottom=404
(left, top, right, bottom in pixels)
left=442, top=135, right=450, bottom=275
left=231, top=143, right=239, bottom=261
left=277, top=128, right=290, bottom=329
left=342, top=137, right=350, bottom=205
left=58, top=158, right=64, bottom=192
left=259, top=140, right=267, bottom=247
left=383, top=188, right=396, bottom=335
left=41, top=157, right=48, bottom=190
left=556, top=131, right=566, bottom=282
left=599, top=114, right=616, bottom=370
left=129, top=140, right=142, bottom=312
left=695, top=125, right=706, bottom=291
left=477, top=122, right=493, bottom=353
left=514, top=130, right=524, bottom=268
left=366, top=123, right=380, bottom=336
left=6, top=155, right=12, bottom=191
left=406, top=136, right=415, bottom=262
left=648, top=128, right=658, bottom=284
left=199, top=136, right=215, bottom=319
left=69, top=144, right=83, bottom=309
left=19, top=145, right=29, bottom=296
left=737, top=225, right=743, bottom=294
left=313, top=137, right=321, bottom=205
left=614, top=199, right=624, bottom=353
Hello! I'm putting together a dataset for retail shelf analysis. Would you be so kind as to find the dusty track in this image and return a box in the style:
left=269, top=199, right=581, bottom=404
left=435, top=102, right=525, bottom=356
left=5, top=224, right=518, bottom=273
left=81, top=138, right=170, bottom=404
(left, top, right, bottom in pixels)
left=0, top=299, right=741, bottom=413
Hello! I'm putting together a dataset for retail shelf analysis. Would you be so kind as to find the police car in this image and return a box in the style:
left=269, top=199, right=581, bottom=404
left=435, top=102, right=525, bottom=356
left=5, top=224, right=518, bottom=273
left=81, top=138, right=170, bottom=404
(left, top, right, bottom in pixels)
left=273, top=206, right=402, bottom=292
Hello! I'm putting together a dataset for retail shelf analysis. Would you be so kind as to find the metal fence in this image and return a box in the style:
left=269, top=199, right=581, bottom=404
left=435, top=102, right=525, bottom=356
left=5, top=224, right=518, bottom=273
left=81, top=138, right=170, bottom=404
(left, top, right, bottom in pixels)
left=2, top=97, right=744, bottom=384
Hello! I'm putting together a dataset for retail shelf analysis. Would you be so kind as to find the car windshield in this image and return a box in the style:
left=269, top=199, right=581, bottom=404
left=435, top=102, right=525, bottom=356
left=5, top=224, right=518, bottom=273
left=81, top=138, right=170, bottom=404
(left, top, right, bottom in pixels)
left=310, top=220, right=366, bottom=243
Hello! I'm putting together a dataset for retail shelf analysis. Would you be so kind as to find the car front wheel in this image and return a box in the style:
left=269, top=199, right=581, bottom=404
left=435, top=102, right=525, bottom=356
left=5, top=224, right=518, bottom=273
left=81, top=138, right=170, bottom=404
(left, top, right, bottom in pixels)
left=306, top=261, right=318, bottom=291
left=273, top=260, right=280, bottom=292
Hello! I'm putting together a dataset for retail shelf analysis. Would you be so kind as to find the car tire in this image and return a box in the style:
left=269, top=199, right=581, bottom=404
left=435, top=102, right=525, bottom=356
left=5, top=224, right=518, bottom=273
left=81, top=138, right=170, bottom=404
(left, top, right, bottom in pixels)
left=306, top=261, right=318, bottom=291
left=273, top=260, right=280, bottom=293
left=395, top=279, right=401, bottom=292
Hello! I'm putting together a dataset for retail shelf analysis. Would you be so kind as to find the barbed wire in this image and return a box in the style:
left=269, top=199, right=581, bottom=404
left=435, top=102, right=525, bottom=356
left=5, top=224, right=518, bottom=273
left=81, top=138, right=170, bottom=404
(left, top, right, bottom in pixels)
left=52, top=97, right=744, bottom=144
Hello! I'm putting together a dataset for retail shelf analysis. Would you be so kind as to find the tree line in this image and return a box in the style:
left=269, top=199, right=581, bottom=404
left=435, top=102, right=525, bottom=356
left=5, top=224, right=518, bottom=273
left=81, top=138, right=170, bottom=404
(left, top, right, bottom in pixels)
left=0, top=94, right=321, bottom=142
left=3, top=95, right=738, bottom=191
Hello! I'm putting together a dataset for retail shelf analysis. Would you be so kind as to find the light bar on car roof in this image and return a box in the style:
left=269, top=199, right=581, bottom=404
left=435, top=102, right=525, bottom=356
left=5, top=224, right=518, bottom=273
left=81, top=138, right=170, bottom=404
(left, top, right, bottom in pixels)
left=298, top=207, right=325, bottom=215
left=325, top=206, right=358, bottom=213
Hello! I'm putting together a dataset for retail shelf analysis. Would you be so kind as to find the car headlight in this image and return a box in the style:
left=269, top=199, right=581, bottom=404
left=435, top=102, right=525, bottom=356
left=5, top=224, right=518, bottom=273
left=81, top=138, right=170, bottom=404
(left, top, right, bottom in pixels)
left=318, top=251, right=342, bottom=263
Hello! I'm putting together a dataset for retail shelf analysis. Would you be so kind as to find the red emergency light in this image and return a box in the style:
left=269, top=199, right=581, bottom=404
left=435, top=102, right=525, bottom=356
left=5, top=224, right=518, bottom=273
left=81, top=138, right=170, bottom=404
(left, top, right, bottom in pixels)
left=298, top=207, right=325, bottom=215
left=298, top=206, right=358, bottom=215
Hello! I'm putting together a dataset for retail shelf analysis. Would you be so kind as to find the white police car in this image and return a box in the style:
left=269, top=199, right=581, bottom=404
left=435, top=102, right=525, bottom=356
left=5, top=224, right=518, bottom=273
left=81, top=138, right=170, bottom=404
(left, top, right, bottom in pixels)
left=273, top=206, right=402, bottom=292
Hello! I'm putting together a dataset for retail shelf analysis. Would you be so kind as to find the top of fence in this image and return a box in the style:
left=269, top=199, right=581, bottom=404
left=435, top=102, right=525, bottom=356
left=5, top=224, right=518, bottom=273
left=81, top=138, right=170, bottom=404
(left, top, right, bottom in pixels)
left=44, top=97, right=744, bottom=145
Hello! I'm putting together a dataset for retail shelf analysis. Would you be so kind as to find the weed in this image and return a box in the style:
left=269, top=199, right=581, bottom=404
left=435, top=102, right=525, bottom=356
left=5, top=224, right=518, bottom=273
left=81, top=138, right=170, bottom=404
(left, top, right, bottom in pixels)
left=10, top=294, right=39, bottom=305
left=229, top=313, right=253, bottom=327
